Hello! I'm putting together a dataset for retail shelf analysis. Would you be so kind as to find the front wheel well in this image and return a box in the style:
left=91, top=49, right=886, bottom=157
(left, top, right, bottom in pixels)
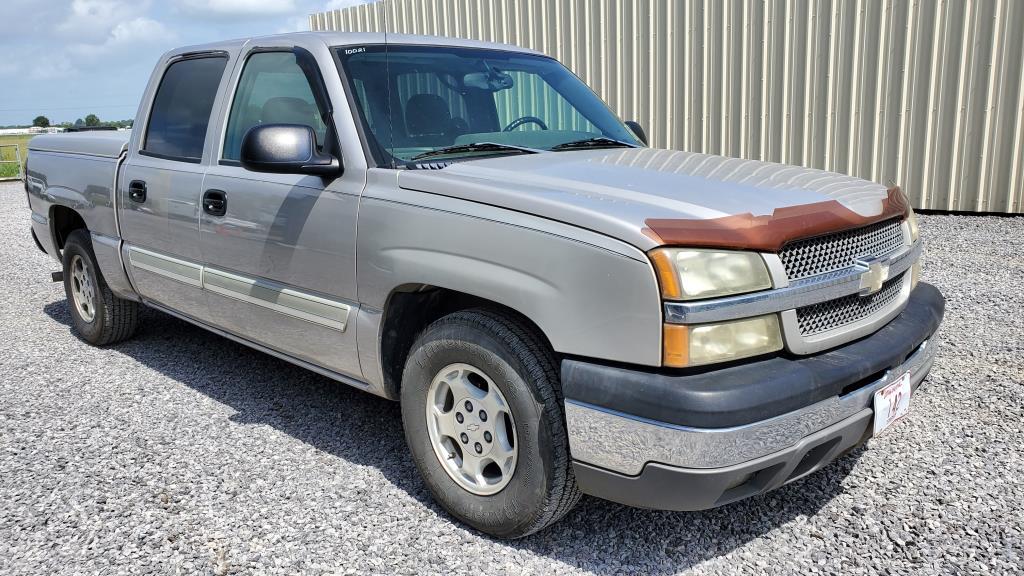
left=378, top=285, right=554, bottom=400
left=50, top=205, right=87, bottom=252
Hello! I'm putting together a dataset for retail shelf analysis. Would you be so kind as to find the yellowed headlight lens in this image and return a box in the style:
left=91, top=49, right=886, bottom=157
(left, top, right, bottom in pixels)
left=662, top=315, right=783, bottom=367
left=910, top=261, right=922, bottom=290
left=650, top=248, right=772, bottom=301
left=907, top=209, right=920, bottom=242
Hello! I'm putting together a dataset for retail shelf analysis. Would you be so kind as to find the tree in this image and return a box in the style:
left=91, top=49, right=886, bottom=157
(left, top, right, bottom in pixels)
left=32, top=116, right=50, bottom=128
left=84, top=114, right=100, bottom=127
left=74, top=118, right=85, bottom=128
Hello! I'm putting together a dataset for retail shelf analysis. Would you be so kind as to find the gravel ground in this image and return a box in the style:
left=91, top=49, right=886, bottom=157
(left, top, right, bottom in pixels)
left=0, top=180, right=1021, bottom=575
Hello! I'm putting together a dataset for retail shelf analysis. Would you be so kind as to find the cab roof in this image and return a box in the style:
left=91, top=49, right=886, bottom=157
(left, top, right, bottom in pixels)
left=165, top=31, right=543, bottom=59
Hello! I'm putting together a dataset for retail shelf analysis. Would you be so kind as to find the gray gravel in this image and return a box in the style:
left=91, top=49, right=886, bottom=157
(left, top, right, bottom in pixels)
left=0, top=179, right=1021, bottom=575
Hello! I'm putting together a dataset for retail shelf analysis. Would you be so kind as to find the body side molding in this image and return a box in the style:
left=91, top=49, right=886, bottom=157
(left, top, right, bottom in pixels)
left=126, top=246, right=352, bottom=331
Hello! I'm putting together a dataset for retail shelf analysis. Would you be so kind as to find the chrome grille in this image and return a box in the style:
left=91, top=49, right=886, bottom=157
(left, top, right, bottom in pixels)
left=796, top=273, right=906, bottom=336
left=779, top=218, right=905, bottom=281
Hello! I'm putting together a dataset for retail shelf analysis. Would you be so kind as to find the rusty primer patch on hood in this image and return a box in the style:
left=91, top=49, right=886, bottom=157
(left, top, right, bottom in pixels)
left=643, top=186, right=910, bottom=252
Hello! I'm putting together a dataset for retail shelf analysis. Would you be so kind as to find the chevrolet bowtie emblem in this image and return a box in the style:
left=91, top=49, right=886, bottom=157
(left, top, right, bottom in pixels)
left=855, top=257, right=890, bottom=296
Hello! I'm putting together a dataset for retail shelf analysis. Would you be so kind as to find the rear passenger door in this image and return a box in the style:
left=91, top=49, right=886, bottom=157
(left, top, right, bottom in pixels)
left=119, top=54, right=229, bottom=317
left=198, top=47, right=363, bottom=379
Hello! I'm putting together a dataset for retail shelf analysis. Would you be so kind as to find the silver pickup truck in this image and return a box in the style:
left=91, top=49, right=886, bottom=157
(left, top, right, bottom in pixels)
left=25, top=32, right=944, bottom=538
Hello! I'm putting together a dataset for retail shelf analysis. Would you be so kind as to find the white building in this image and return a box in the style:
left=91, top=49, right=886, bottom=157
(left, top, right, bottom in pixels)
left=311, top=0, right=1024, bottom=214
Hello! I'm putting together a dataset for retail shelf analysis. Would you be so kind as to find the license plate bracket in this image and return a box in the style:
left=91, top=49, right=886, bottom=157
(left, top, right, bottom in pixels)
left=873, top=370, right=912, bottom=436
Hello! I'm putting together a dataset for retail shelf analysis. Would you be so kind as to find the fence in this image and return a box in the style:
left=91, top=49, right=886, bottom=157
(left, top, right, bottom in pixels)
left=0, top=145, right=23, bottom=181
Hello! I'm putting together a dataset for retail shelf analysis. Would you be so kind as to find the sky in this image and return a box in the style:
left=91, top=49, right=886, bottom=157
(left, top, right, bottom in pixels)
left=0, top=0, right=376, bottom=126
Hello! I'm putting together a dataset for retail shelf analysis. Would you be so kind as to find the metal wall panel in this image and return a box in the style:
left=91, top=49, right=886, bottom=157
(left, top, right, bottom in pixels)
left=311, top=0, right=1024, bottom=213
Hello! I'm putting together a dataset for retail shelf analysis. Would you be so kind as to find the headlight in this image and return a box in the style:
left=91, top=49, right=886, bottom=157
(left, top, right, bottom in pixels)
left=663, top=315, right=783, bottom=367
left=907, top=208, right=920, bottom=242
left=650, top=248, right=773, bottom=300
left=910, top=261, right=922, bottom=290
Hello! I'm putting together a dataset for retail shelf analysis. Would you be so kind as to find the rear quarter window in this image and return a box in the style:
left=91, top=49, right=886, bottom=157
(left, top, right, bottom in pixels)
left=142, top=56, right=227, bottom=163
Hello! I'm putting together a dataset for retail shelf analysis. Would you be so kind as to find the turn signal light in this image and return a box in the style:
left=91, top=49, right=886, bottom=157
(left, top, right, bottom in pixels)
left=663, top=324, right=689, bottom=367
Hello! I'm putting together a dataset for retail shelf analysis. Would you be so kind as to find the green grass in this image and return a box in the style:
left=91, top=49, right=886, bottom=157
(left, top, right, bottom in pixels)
left=0, top=134, right=32, bottom=178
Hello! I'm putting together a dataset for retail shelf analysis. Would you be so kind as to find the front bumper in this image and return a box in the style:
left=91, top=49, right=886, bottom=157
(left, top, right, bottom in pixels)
left=563, top=282, right=944, bottom=511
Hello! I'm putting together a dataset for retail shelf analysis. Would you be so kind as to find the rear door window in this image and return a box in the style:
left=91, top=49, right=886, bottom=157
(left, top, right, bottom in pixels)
left=142, top=56, right=227, bottom=163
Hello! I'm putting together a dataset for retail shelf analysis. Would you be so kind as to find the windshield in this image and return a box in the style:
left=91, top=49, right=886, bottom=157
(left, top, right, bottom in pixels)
left=335, top=44, right=642, bottom=166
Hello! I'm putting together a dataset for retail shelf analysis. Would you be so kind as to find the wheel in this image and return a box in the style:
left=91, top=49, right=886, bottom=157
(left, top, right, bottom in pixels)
left=61, top=229, right=139, bottom=345
left=400, top=309, right=580, bottom=538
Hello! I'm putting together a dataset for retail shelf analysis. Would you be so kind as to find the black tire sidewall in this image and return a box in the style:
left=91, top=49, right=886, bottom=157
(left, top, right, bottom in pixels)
left=62, top=231, right=106, bottom=343
left=401, top=319, right=559, bottom=538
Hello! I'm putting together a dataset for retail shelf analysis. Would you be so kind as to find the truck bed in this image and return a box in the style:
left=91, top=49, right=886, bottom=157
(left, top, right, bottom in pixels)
left=29, top=130, right=130, bottom=159
left=26, top=131, right=130, bottom=264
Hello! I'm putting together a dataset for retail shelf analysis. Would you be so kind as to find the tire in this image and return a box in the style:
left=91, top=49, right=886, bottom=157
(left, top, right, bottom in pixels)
left=61, top=229, right=139, bottom=345
left=400, top=308, right=581, bottom=539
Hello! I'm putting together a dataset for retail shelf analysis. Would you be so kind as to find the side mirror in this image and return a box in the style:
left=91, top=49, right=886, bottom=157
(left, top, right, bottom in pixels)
left=625, top=120, right=648, bottom=146
left=240, top=124, right=340, bottom=176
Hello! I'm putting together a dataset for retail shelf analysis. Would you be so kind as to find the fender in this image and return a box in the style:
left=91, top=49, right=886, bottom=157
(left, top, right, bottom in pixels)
left=356, top=190, right=664, bottom=368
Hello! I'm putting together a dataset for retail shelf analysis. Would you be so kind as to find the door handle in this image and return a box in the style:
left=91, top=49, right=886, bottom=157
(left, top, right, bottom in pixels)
left=128, top=180, right=147, bottom=203
left=203, top=189, right=227, bottom=217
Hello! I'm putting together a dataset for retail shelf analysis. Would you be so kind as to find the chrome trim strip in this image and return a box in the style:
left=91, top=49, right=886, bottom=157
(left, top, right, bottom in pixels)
left=565, top=334, right=937, bottom=475
left=128, top=247, right=204, bottom=287
left=664, top=240, right=921, bottom=324
left=126, top=247, right=352, bottom=332
left=203, top=267, right=351, bottom=332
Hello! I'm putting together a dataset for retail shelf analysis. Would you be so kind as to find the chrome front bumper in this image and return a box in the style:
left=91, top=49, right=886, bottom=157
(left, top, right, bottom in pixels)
left=565, top=334, right=937, bottom=476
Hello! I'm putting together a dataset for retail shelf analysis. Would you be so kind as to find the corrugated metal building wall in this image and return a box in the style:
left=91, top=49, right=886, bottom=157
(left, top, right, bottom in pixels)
left=311, top=0, right=1024, bottom=213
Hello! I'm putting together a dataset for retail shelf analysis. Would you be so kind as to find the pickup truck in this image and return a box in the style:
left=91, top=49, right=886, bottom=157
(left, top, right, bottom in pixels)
left=25, top=32, right=944, bottom=539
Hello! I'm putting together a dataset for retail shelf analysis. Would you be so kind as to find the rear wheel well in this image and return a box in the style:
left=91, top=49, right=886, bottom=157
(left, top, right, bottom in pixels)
left=50, top=205, right=87, bottom=252
left=379, top=285, right=554, bottom=400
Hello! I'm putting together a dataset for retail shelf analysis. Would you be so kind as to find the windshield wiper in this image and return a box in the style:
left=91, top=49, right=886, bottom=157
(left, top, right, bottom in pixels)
left=550, top=137, right=637, bottom=151
left=410, top=142, right=543, bottom=161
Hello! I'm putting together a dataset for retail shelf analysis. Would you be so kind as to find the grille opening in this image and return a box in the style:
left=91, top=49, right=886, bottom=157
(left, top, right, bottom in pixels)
left=796, top=272, right=906, bottom=336
left=780, top=218, right=905, bottom=281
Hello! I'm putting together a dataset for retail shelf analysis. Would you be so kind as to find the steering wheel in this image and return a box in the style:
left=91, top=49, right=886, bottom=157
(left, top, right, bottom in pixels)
left=503, top=116, right=548, bottom=131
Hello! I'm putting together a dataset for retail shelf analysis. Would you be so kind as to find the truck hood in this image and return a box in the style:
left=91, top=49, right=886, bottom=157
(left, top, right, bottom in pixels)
left=397, top=148, right=906, bottom=252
